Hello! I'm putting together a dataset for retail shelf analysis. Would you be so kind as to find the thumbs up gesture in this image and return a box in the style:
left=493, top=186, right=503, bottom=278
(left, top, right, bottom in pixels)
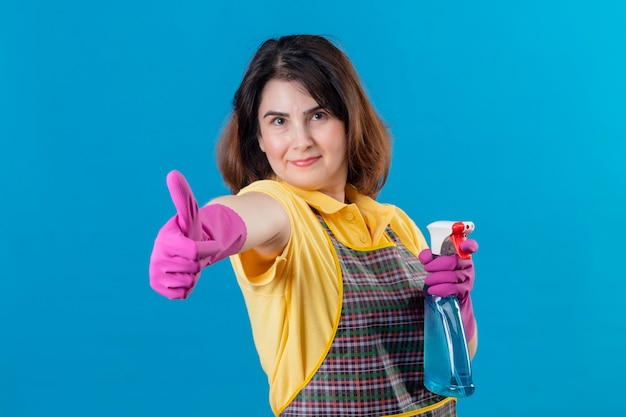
left=149, top=170, right=247, bottom=299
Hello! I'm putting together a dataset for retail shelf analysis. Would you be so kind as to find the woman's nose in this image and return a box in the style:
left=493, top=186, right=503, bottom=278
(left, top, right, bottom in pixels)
left=291, top=123, right=313, bottom=149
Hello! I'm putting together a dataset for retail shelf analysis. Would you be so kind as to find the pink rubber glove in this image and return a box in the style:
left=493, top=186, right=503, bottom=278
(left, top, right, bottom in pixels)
left=149, top=170, right=247, bottom=300
left=418, top=239, right=479, bottom=341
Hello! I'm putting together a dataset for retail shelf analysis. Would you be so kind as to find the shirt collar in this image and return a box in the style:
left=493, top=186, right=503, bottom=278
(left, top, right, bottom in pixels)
left=278, top=180, right=396, bottom=223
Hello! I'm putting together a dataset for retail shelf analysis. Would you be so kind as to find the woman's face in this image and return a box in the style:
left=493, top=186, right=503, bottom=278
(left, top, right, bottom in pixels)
left=257, top=79, right=348, bottom=201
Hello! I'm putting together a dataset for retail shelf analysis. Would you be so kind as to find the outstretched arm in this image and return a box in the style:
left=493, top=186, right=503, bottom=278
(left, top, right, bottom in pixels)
left=149, top=170, right=289, bottom=299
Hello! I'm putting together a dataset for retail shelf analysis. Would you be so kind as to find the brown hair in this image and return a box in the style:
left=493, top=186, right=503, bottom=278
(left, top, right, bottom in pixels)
left=216, top=34, right=392, bottom=198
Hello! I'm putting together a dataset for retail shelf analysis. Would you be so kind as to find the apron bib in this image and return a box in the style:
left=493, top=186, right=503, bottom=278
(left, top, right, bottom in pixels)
left=280, top=212, right=455, bottom=416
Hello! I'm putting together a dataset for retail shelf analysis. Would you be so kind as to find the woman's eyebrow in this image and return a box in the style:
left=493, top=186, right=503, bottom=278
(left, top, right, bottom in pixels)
left=303, top=105, right=324, bottom=115
left=262, top=105, right=324, bottom=119
left=262, top=110, right=288, bottom=119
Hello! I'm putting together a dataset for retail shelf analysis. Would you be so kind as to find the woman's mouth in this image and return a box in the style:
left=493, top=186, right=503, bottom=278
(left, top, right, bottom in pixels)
left=290, top=156, right=321, bottom=167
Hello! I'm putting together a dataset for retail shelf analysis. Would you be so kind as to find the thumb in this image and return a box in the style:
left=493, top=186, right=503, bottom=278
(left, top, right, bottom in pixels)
left=418, top=248, right=434, bottom=265
left=166, top=170, right=202, bottom=240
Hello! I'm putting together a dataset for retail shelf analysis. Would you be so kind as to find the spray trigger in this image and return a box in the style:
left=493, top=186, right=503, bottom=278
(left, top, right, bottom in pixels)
left=450, top=221, right=474, bottom=260
left=427, top=220, right=475, bottom=259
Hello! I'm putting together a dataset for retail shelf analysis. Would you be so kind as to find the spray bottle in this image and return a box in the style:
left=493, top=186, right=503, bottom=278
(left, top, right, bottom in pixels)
left=423, top=220, right=475, bottom=398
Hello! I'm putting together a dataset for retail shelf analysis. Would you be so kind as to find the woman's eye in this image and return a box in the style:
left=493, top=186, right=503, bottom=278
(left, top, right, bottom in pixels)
left=272, top=117, right=286, bottom=126
left=311, top=112, right=327, bottom=121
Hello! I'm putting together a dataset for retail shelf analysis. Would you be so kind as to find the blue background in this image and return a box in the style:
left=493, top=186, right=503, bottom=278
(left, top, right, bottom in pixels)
left=1, top=1, right=624, bottom=416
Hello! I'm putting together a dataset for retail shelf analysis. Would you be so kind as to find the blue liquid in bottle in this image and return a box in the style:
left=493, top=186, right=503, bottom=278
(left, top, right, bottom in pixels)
left=424, top=288, right=474, bottom=397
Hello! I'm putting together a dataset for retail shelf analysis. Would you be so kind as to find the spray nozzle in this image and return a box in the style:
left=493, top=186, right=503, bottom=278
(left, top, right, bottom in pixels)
left=426, top=221, right=475, bottom=259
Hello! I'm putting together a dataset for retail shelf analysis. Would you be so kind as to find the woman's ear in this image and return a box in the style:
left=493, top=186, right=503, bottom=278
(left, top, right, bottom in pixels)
left=257, top=135, right=266, bottom=152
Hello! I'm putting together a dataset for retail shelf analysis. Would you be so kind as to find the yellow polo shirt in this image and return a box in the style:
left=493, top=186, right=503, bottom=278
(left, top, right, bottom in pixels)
left=229, top=179, right=429, bottom=414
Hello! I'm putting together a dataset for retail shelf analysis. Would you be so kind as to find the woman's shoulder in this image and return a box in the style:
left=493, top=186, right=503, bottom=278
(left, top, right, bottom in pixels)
left=388, top=205, right=429, bottom=252
left=239, top=179, right=289, bottom=193
left=239, top=180, right=311, bottom=216
left=239, top=180, right=298, bottom=202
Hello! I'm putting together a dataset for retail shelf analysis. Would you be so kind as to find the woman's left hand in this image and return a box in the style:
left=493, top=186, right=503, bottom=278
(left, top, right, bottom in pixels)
left=418, top=239, right=479, bottom=341
left=418, top=239, right=478, bottom=300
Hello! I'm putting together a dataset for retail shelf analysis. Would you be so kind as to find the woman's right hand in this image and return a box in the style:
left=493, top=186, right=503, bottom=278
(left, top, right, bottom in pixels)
left=149, top=170, right=247, bottom=300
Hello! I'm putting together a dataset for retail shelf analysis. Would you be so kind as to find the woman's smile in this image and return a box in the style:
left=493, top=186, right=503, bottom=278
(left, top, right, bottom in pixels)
left=290, top=156, right=321, bottom=167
